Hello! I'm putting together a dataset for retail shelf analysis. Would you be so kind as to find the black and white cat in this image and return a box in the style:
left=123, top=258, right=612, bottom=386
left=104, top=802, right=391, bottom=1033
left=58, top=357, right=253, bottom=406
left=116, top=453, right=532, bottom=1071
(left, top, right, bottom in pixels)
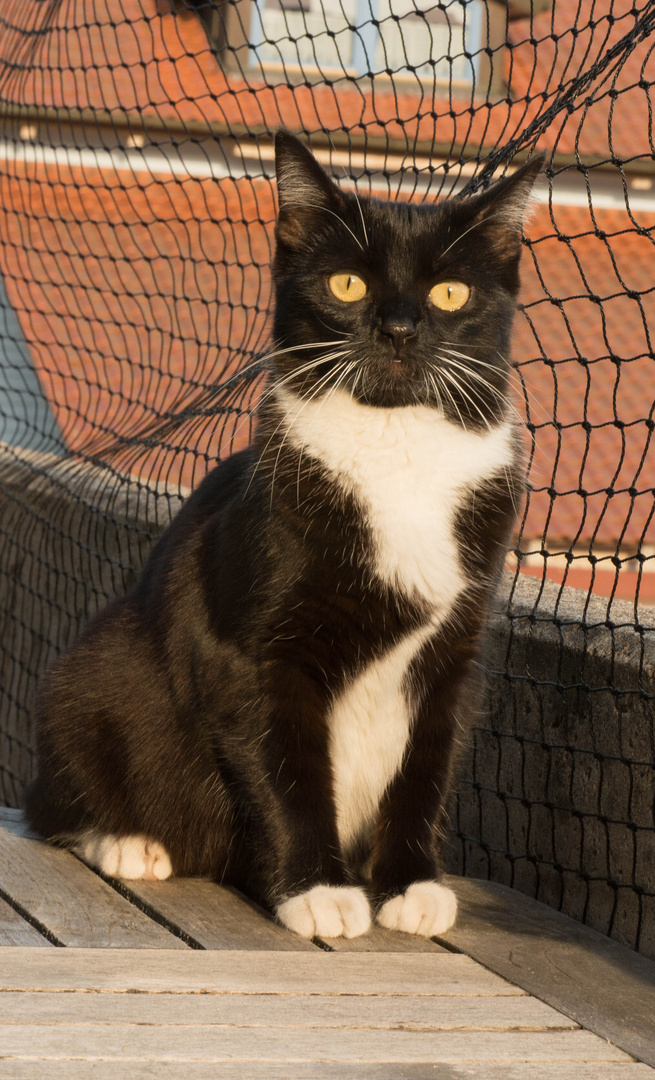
left=25, top=131, right=542, bottom=939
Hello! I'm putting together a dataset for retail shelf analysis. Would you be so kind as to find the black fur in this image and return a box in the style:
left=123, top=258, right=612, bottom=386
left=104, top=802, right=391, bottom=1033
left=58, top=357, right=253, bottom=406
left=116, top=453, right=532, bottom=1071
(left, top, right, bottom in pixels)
left=25, top=132, right=542, bottom=923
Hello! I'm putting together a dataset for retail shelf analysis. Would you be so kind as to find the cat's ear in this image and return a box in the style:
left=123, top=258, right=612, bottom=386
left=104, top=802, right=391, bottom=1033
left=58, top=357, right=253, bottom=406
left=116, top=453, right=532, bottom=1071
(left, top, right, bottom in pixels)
left=464, top=154, right=545, bottom=260
left=274, top=130, right=343, bottom=248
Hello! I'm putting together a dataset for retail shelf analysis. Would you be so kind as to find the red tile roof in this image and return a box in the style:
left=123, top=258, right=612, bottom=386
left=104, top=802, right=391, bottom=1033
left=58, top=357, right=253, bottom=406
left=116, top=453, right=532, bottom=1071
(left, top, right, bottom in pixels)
left=0, top=160, right=275, bottom=489
left=0, top=0, right=652, bottom=570
left=2, top=1, right=653, bottom=160
left=515, top=204, right=655, bottom=550
left=508, top=0, right=655, bottom=162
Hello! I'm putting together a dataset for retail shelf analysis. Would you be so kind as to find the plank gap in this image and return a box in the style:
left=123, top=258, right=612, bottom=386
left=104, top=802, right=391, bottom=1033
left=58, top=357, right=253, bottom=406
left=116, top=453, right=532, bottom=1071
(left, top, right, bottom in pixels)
left=73, top=857, right=204, bottom=951
left=0, top=883, right=64, bottom=949
left=224, top=885, right=336, bottom=952
left=0, top=1022, right=582, bottom=1032
left=311, top=937, right=335, bottom=952
left=431, top=936, right=464, bottom=954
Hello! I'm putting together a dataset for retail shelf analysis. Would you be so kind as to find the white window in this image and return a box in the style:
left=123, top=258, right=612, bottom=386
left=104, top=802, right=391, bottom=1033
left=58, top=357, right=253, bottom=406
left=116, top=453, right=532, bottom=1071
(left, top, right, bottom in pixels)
left=248, top=0, right=483, bottom=85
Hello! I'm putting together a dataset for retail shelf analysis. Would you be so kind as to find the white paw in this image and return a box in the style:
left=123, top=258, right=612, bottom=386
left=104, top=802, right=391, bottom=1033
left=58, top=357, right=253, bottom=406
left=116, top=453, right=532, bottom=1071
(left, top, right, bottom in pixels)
left=276, top=885, right=371, bottom=939
left=77, top=833, right=172, bottom=881
left=376, top=880, right=457, bottom=936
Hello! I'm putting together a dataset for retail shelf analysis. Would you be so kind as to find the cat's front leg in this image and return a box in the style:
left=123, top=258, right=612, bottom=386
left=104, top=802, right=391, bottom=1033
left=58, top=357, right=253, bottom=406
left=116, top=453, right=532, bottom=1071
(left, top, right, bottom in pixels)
left=368, top=630, right=478, bottom=937
left=257, top=675, right=372, bottom=939
left=370, top=745, right=460, bottom=939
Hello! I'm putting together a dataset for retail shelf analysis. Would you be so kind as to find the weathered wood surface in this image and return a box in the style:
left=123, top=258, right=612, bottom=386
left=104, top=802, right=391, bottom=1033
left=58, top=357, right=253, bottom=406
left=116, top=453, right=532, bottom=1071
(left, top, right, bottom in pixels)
left=0, top=1024, right=631, bottom=1062
left=116, top=877, right=317, bottom=951
left=121, top=877, right=444, bottom=953
left=0, top=810, right=185, bottom=948
left=442, top=876, right=655, bottom=1069
left=0, top=948, right=640, bottom=1074
left=319, top=923, right=446, bottom=952
left=2, top=1066, right=653, bottom=1080
left=0, top=948, right=524, bottom=995
left=0, top=988, right=575, bottom=1028
left=0, top=812, right=447, bottom=954
left=0, top=895, right=52, bottom=946
left=1, top=808, right=654, bottom=1074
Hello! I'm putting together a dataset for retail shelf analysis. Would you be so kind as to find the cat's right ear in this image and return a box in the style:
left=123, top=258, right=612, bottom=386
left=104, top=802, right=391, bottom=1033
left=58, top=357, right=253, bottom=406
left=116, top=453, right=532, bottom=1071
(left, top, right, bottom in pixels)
left=274, top=130, right=342, bottom=248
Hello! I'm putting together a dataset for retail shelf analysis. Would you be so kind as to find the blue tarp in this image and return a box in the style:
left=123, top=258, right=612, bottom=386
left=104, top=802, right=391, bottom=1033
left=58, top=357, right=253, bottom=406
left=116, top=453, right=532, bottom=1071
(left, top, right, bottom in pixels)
left=0, top=273, right=66, bottom=455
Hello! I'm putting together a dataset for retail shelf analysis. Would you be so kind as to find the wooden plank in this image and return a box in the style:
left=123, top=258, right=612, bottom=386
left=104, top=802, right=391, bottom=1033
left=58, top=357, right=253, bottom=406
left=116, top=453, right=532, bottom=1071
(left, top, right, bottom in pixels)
left=2, top=1064, right=654, bottom=1080
left=0, top=812, right=187, bottom=949
left=0, top=1024, right=631, bottom=1062
left=0, top=895, right=52, bottom=946
left=2, top=809, right=441, bottom=953
left=119, top=878, right=317, bottom=951
left=0, top=989, right=576, bottom=1029
left=319, top=924, right=447, bottom=952
left=0, top=948, right=527, bottom=995
left=441, top=876, right=655, bottom=1069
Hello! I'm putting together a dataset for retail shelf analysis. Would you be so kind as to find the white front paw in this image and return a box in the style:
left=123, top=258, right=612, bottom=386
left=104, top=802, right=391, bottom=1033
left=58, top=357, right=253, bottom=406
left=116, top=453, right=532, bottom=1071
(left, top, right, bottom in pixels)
left=77, top=833, right=172, bottom=881
left=276, top=885, right=371, bottom=939
left=377, top=880, right=457, bottom=936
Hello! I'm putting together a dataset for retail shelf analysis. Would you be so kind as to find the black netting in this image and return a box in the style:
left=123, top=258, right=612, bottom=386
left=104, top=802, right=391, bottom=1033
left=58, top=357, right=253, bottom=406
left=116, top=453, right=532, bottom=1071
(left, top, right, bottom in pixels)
left=0, top=0, right=653, bottom=955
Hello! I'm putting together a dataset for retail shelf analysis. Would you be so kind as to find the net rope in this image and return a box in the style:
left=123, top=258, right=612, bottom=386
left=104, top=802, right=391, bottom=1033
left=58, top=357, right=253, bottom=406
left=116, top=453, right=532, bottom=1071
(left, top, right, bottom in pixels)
left=0, top=0, right=653, bottom=956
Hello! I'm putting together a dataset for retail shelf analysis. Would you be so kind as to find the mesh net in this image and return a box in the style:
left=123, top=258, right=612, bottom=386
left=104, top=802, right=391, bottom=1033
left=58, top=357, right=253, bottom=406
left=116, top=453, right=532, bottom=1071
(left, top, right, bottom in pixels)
left=0, top=0, right=653, bottom=955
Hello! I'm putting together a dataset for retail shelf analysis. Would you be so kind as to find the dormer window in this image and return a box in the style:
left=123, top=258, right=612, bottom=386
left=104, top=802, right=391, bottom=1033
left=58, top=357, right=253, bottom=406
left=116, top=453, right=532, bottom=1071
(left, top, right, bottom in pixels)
left=187, top=0, right=499, bottom=90
left=249, top=0, right=480, bottom=84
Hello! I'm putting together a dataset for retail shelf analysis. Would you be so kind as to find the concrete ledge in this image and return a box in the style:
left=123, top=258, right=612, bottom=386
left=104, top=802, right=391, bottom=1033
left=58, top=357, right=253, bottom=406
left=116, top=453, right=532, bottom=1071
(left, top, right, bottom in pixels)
left=447, top=572, right=655, bottom=960
left=0, top=444, right=182, bottom=805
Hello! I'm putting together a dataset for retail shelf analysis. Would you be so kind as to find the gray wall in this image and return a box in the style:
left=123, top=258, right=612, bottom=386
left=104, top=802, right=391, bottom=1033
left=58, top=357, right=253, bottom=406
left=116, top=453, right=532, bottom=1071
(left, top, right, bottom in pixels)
left=0, top=443, right=180, bottom=806
left=446, top=574, right=655, bottom=959
left=0, top=276, right=66, bottom=455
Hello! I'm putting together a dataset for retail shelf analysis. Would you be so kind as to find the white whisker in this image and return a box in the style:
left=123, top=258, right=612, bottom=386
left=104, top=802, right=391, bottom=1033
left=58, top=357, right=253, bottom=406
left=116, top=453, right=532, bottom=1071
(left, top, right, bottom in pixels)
left=281, top=356, right=356, bottom=509
left=438, top=367, right=493, bottom=433
left=426, top=371, right=445, bottom=414
left=350, top=183, right=369, bottom=248
left=257, top=351, right=351, bottom=409
left=436, top=355, right=514, bottom=407
left=440, top=347, right=508, bottom=375
left=438, top=212, right=502, bottom=261
left=293, top=358, right=360, bottom=508
left=224, top=338, right=351, bottom=390
left=284, top=201, right=365, bottom=252
left=430, top=368, right=467, bottom=431
left=244, top=349, right=355, bottom=499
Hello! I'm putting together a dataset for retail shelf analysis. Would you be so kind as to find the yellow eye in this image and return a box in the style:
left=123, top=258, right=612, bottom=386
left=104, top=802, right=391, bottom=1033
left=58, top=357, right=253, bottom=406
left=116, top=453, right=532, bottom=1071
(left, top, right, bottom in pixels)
left=429, top=281, right=470, bottom=311
left=328, top=272, right=367, bottom=303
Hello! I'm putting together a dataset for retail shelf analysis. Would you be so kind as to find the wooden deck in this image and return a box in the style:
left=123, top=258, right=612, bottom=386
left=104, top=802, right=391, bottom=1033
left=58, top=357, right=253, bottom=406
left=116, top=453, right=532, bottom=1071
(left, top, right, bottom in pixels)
left=1, top=807, right=654, bottom=1078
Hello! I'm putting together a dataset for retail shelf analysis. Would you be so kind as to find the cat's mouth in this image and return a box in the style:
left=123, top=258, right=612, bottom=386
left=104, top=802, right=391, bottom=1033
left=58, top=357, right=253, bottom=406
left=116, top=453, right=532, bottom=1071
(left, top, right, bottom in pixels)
left=276, top=337, right=507, bottom=427
left=344, top=352, right=441, bottom=410
left=320, top=347, right=507, bottom=428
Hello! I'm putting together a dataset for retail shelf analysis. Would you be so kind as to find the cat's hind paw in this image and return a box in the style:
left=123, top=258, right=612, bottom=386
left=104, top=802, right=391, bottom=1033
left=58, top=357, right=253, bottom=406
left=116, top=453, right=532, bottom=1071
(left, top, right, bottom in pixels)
left=276, top=885, right=371, bottom=939
left=376, top=880, right=457, bottom=936
left=76, top=833, right=172, bottom=881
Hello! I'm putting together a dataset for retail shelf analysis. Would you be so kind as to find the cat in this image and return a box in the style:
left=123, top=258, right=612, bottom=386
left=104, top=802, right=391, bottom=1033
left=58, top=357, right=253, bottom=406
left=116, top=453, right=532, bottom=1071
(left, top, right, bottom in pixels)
left=24, top=130, right=542, bottom=939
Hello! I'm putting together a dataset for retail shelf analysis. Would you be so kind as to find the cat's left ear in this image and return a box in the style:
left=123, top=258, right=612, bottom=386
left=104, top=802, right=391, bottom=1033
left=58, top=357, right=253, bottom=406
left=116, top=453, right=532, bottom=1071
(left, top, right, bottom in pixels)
left=465, top=153, right=545, bottom=260
left=274, top=130, right=344, bottom=249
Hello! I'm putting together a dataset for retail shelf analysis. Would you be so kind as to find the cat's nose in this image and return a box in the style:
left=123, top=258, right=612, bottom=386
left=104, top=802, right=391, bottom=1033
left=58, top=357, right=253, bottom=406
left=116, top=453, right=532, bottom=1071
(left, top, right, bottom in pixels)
left=380, top=316, right=417, bottom=354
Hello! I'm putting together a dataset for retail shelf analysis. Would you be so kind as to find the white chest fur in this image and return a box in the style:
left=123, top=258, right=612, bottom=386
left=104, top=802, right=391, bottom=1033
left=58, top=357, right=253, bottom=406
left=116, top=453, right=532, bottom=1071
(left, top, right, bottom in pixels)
left=276, top=387, right=515, bottom=849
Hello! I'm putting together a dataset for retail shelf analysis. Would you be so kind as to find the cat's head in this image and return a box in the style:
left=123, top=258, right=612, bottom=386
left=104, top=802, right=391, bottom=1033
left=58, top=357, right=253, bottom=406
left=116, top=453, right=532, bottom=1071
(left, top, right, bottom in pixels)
left=271, top=130, right=543, bottom=427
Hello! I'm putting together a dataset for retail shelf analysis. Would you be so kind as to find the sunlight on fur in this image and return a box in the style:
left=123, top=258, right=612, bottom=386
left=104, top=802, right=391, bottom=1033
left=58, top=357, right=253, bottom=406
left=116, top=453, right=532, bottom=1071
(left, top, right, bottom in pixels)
left=77, top=833, right=172, bottom=881
left=276, top=885, right=371, bottom=939
left=377, top=881, right=458, bottom=936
